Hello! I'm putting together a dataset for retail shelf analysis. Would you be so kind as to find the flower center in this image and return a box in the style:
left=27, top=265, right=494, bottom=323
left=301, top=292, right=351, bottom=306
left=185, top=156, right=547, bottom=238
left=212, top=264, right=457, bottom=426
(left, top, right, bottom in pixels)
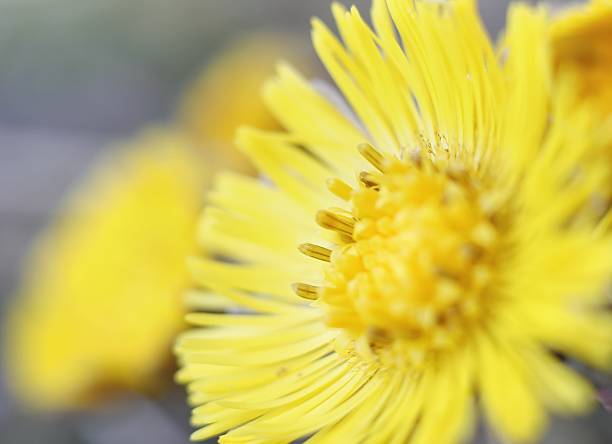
left=295, top=144, right=503, bottom=368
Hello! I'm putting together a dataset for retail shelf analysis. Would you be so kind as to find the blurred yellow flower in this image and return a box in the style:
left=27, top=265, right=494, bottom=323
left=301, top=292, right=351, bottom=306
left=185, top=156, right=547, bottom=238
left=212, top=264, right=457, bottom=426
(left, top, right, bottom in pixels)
left=551, top=0, right=612, bottom=112
left=179, top=33, right=312, bottom=175
left=551, top=0, right=612, bottom=196
left=5, top=129, right=205, bottom=409
left=176, top=1, right=612, bottom=443
left=4, top=30, right=311, bottom=411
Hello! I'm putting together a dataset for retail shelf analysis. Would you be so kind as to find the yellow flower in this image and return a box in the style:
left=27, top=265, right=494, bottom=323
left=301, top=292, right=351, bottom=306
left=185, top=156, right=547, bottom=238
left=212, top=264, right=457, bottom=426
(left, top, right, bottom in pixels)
left=551, top=0, right=612, bottom=195
left=176, top=1, right=612, bottom=443
left=551, top=0, right=612, bottom=113
left=5, top=129, right=204, bottom=409
left=179, top=33, right=312, bottom=176
left=4, top=33, right=309, bottom=411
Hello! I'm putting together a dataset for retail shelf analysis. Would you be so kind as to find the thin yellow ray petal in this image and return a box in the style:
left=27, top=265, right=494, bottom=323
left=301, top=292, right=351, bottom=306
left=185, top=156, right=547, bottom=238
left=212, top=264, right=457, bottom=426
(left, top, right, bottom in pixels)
left=477, top=333, right=547, bottom=443
left=264, top=63, right=366, bottom=176
left=185, top=312, right=315, bottom=328
left=178, top=323, right=322, bottom=352
left=363, top=372, right=423, bottom=443
left=184, top=290, right=233, bottom=311
left=209, top=171, right=312, bottom=228
left=523, top=345, right=595, bottom=415
left=305, top=370, right=401, bottom=443
left=189, top=258, right=310, bottom=303
left=514, top=302, right=612, bottom=370
left=229, top=364, right=377, bottom=441
left=176, top=363, right=240, bottom=384
left=187, top=345, right=331, bottom=395
left=499, top=4, right=550, bottom=179
left=218, top=356, right=345, bottom=410
left=237, top=127, right=333, bottom=210
left=311, top=17, right=397, bottom=151
left=191, top=410, right=263, bottom=441
left=410, top=349, right=474, bottom=444
left=339, top=5, right=419, bottom=148
left=371, top=0, right=434, bottom=141
left=183, top=331, right=335, bottom=367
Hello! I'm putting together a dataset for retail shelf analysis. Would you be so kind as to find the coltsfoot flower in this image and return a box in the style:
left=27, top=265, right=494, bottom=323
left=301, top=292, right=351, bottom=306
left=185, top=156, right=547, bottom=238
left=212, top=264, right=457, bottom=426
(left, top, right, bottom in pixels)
left=176, top=1, right=612, bottom=442
left=5, top=129, right=205, bottom=409
left=551, top=0, right=612, bottom=196
left=179, top=33, right=312, bottom=176
left=551, top=0, right=612, bottom=112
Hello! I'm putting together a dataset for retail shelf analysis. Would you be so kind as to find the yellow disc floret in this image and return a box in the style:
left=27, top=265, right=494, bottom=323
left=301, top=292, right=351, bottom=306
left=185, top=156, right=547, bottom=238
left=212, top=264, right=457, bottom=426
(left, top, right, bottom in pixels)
left=299, top=145, right=502, bottom=368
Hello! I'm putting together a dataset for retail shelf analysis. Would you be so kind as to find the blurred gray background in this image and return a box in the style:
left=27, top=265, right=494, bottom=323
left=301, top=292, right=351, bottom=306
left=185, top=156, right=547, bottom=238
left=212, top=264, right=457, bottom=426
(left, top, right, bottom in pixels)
left=0, top=1, right=609, bottom=444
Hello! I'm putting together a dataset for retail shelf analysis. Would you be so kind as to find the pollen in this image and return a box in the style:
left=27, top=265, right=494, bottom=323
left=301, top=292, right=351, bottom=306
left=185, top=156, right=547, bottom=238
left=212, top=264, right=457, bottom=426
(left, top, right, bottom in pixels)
left=304, top=146, right=503, bottom=368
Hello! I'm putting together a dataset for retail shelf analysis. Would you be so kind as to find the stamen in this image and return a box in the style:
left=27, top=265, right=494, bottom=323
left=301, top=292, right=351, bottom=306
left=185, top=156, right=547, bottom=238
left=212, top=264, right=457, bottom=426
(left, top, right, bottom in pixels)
left=292, top=283, right=321, bottom=300
left=460, top=242, right=483, bottom=262
left=299, top=243, right=332, bottom=262
left=326, top=178, right=353, bottom=201
left=316, top=210, right=355, bottom=236
left=445, top=161, right=469, bottom=183
left=433, top=266, right=459, bottom=281
left=408, top=148, right=422, bottom=168
left=357, top=143, right=386, bottom=172
left=359, top=172, right=379, bottom=188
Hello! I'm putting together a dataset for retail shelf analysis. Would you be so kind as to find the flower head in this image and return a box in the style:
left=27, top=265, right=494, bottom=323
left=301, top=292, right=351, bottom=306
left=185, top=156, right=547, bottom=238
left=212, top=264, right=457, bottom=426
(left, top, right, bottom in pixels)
left=5, top=129, right=204, bottom=409
left=551, top=0, right=612, bottom=196
left=176, top=1, right=612, bottom=442
left=551, top=0, right=612, bottom=112
left=179, top=33, right=312, bottom=176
